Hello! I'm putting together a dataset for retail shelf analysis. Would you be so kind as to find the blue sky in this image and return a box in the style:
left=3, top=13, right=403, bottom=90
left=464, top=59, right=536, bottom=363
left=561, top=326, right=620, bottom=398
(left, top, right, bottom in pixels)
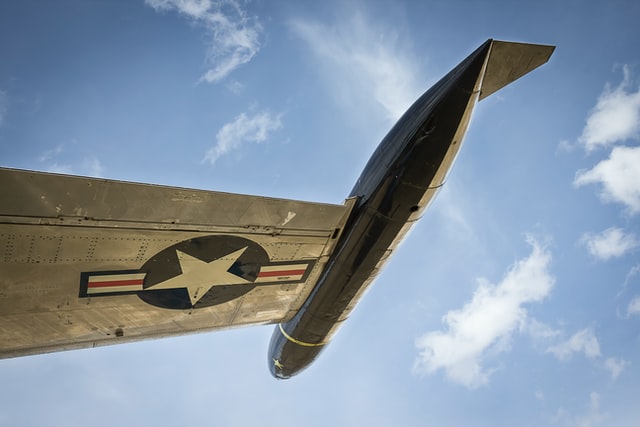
left=1, top=1, right=639, bottom=426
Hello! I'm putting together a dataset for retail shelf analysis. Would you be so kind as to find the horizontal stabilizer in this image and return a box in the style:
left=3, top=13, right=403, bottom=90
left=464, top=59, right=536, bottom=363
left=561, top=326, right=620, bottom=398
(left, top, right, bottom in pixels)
left=480, top=40, right=555, bottom=100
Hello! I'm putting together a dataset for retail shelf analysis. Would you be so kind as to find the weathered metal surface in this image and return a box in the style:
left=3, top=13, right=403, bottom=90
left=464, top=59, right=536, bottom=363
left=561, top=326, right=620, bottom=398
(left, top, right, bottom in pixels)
left=0, top=169, right=355, bottom=358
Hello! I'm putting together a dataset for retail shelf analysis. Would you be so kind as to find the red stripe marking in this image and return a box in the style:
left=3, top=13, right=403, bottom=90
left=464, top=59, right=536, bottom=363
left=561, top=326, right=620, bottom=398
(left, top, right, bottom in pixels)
left=258, top=269, right=307, bottom=278
left=88, top=279, right=144, bottom=288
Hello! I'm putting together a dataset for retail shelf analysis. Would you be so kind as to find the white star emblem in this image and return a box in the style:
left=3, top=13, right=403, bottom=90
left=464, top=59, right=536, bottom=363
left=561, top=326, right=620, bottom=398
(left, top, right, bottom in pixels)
left=273, top=358, right=284, bottom=369
left=149, top=247, right=250, bottom=306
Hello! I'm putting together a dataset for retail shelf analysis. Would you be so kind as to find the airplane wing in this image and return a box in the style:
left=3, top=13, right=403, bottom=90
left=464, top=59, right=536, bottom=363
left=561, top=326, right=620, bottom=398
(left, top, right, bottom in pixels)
left=0, top=167, right=356, bottom=358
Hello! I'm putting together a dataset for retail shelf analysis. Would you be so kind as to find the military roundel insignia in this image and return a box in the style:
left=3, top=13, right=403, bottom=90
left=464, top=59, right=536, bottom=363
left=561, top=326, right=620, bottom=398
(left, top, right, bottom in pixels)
left=79, top=235, right=314, bottom=310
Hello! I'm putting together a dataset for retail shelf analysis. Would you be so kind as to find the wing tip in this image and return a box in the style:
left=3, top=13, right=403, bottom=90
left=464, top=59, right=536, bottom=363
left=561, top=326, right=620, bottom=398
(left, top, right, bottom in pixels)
left=479, top=40, right=556, bottom=100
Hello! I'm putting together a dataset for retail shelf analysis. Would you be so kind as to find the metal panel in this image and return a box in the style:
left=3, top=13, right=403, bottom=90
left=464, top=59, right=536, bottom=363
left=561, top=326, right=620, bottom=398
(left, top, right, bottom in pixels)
left=0, top=168, right=356, bottom=358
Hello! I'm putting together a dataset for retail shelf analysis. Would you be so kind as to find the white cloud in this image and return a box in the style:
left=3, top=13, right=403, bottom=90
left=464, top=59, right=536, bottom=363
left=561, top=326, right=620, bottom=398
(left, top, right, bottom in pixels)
left=413, top=238, right=554, bottom=389
left=38, top=145, right=105, bottom=177
left=145, top=0, right=261, bottom=83
left=579, top=392, right=605, bottom=427
left=530, top=322, right=626, bottom=380
left=146, top=0, right=212, bottom=19
left=204, top=110, right=282, bottom=164
left=46, top=163, right=74, bottom=175
left=525, top=318, right=562, bottom=340
left=623, top=263, right=640, bottom=288
left=291, top=14, right=421, bottom=122
left=574, top=145, right=640, bottom=214
left=581, top=392, right=604, bottom=427
left=627, top=295, right=640, bottom=317
left=553, top=392, right=605, bottom=427
left=82, top=157, right=105, bottom=177
left=541, top=327, right=627, bottom=381
left=45, top=158, right=105, bottom=177
left=557, top=138, right=577, bottom=153
left=38, top=145, right=64, bottom=163
left=604, top=357, right=628, bottom=379
left=225, top=80, right=244, bottom=94
left=579, top=65, right=640, bottom=152
left=580, top=227, right=639, bottom=260
left=546, top=329, right=601, bottom=361
left=38, top=145, right=72, bottom=174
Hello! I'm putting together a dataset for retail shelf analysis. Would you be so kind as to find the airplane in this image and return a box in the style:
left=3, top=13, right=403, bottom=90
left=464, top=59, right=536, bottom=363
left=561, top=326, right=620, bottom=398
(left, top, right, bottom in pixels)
left=0, top=39, right=554, bottom=379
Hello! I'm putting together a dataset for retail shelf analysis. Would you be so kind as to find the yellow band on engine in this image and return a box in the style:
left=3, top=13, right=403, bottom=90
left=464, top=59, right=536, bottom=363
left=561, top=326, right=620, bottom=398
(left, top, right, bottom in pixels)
left=278, top=323, right=326, bottom=347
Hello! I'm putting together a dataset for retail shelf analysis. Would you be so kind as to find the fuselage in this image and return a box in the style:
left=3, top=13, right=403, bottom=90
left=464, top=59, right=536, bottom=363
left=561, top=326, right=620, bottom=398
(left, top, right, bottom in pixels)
left=268, top=40, right=492, bottom=378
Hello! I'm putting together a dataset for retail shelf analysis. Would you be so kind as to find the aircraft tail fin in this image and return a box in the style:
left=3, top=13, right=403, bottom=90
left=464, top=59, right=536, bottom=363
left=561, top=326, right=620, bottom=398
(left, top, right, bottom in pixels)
left=479, top=40, right=555, bottom=100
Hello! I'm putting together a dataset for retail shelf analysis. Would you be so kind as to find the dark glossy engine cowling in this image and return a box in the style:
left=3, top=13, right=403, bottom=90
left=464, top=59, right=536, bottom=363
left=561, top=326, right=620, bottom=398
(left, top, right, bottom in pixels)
left=268, top=40, right=492, bottom=379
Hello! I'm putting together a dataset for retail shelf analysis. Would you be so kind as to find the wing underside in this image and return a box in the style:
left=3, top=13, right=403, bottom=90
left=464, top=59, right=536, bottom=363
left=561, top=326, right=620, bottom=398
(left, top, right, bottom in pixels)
left=0, top=168, right=355, bottom=358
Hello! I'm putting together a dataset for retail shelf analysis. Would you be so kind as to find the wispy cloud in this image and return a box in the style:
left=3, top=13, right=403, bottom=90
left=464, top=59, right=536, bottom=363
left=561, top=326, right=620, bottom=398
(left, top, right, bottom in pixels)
left=38, top=144, right=64, bottom=163
left=38, top=145, right=105, bottom=177
left=574, top=145, right=640, bottom=214
left=528, top=322, right=628, bottom=380
left=46, top=163, right=74, bottom=175
left=291, top=13, right=421, bottom=122
left=580, top=227, right=639, bottom=260
left=82, top=157, right=105, bottom=177
left=204, top=110, right=282, bottom=164
left=623, top=263, right=640, bottom=289
left=413, top=238, right=554, bottom=389
left=45, top=158, right=105, bottom=177
left=146, top=0, right=212, bottom=18
left=145, top=0, right=262, bottom=83
left=553, top=392, right=605, bottom=427
left=580, top=392, right=605, bottom=427
left=524, top=318, right=562, bottom=340
left=627, top=295, right=640, bottom=317
left=578, top=65, right=640, bottom=152
left=546, top=329, right=601, bottom=361
left=604, top=357, right=628, bottom=380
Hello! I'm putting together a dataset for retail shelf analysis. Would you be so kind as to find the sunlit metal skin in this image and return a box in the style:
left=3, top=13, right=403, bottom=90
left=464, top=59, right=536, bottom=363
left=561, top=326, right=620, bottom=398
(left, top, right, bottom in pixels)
left=268, top=39, right=554, bottom=378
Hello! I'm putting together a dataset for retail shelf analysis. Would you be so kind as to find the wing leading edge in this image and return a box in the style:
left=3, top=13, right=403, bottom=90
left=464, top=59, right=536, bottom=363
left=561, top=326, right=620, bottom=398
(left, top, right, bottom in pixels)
left=0, top=168, right=356, bottom=358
